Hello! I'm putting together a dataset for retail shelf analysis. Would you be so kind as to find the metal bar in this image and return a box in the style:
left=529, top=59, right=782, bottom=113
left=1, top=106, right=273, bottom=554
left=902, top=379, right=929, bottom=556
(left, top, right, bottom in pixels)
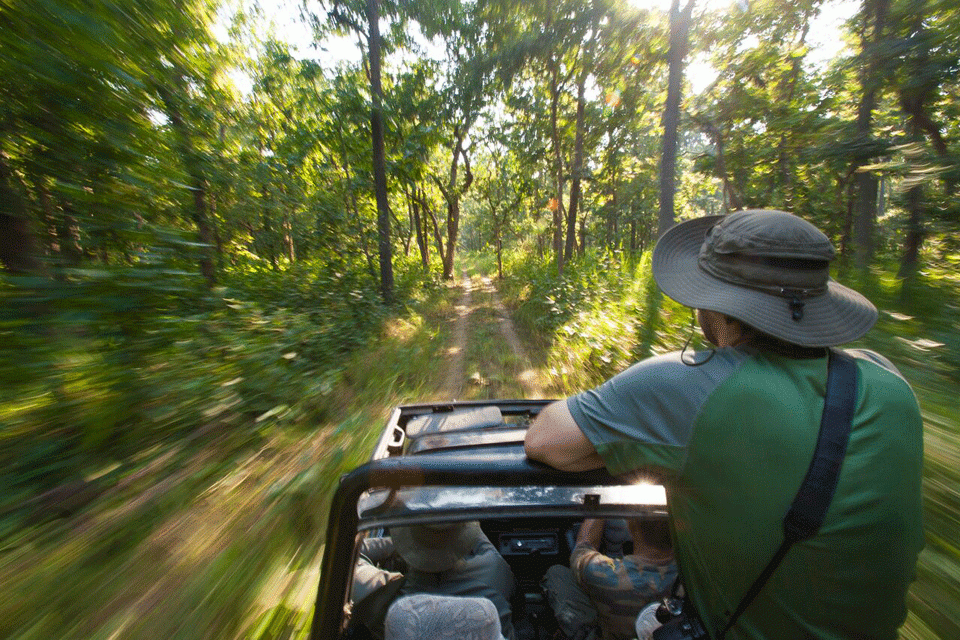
left=310, top=448, right=620, bottom=639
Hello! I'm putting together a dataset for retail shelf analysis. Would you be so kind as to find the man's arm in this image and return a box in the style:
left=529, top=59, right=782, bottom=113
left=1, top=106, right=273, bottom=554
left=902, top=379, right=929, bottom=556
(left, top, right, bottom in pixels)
left=576, top=518, right=605, bottom=548
left=524, top=400, right=605, bottom=471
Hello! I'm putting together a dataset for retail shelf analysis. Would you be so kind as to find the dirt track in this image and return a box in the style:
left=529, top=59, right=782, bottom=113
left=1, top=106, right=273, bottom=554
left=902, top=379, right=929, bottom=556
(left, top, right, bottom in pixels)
left=441, top=273, right=545, bottom=400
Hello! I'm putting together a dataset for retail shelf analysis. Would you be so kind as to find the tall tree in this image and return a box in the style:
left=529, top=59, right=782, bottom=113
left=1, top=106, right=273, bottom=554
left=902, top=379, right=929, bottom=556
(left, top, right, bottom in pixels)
left=564, top=24, right=599, bottom=263
left=323, top=0, right=401, bottom=300
left=887, top=0, right=958, bottom=284
left=688, top=0, right=825, bottom=219
left=366, top=0, right=394, bottom=301
left=0, top=140, right=39, bottom=274
left=851, top=0, right=891, bottom=270
left=155, top=77, right=219, bottom=286
left=659, top=0, right=695, bottom=236
left=419, top=0, right=495, bottom=279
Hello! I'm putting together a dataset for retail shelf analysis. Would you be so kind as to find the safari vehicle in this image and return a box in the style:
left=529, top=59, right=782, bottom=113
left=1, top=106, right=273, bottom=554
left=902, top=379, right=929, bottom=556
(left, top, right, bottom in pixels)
left=309, top=400, right=669, bottom=640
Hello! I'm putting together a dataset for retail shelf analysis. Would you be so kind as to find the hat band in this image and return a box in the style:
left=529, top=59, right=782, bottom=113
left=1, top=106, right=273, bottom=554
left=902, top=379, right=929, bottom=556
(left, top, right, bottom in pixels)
left=698, top=252, right=829, bottom=299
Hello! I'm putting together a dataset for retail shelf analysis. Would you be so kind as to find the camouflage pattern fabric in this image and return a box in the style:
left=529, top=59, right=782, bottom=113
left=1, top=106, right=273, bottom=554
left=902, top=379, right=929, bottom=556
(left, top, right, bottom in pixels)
left=570, top=542, right=677, bottom=640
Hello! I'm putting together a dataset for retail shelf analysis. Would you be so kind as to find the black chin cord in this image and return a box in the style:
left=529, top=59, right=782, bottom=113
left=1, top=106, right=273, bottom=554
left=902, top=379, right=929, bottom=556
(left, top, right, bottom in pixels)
left=680, top=310, right=716, bottom=367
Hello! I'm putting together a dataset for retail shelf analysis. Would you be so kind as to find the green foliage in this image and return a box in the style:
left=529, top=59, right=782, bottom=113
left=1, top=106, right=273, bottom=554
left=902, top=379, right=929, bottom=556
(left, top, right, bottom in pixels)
left=500, top=248, right=693, bottom=391
left=0, top=249, right=439, bottom=529
left=0, top=252, right=448, bottom=640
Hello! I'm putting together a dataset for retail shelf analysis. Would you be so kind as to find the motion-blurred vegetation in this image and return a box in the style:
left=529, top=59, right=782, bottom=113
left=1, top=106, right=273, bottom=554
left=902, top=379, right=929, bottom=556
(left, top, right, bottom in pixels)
left=3, top=0, right=959, bottom=637
left=0, top=251, right=450, bottom=640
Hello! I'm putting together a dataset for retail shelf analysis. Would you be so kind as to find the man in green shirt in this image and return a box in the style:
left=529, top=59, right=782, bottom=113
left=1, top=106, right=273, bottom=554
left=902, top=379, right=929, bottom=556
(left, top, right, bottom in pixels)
left=525, top=210, right=924, bottom=640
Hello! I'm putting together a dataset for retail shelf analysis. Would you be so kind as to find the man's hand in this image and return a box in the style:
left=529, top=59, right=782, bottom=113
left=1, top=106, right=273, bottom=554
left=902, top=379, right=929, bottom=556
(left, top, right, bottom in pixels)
left=524, top=400, right=604, bottom=471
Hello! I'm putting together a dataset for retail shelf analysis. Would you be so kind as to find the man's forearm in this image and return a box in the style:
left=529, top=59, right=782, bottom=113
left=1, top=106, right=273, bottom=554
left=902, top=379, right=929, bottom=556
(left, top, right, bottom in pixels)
left=577, top=518, right=605, bottom=548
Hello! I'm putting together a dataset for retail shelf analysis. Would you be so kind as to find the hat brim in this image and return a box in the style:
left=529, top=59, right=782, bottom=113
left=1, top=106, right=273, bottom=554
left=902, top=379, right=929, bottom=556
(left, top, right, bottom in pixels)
left=652, top=216, right=877, bottom=347
left=392, top=520, right=485, bottom=573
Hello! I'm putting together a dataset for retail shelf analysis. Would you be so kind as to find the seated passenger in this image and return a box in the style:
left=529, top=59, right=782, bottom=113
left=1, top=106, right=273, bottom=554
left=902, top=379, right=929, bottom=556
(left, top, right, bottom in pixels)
left=385, top=593, right=507, bottom=640
left=544, top=518, right=677, bottom=640
left=352, top=520, right=516, bottom=640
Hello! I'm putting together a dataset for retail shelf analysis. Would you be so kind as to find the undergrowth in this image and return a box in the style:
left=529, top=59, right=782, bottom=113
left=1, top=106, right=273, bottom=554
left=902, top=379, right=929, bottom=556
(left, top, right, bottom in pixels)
left=0, top=252, right=452, bottom=640
left=499, top=248, right=695, bottom=392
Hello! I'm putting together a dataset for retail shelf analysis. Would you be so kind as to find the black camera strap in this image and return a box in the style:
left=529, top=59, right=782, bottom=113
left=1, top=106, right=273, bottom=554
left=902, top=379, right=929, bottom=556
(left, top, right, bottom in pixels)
left=715, top=348, right=858, bottom=640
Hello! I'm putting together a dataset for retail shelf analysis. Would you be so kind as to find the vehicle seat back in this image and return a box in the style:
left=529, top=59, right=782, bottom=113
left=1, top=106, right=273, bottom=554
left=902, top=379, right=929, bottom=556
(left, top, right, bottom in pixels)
left=384, top=593, right=504, bottom=640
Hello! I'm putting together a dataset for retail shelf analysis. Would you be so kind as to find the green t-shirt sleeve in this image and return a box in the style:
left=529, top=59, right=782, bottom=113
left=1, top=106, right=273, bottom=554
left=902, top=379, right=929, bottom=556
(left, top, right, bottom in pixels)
left=566, top=349, right=745, bottom=476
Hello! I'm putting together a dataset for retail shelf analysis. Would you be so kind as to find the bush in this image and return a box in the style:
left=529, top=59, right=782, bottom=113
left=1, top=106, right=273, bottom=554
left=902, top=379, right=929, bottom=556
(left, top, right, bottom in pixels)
left=499, top=249, right=693, bottom=391
left=0, top=249, right=432, bottom=524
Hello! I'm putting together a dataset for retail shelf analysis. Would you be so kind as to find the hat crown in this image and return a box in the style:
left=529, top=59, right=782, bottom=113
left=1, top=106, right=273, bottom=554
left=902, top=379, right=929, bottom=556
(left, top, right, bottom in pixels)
left=393, top=520, right=484, bottom=573
left=698, top=210, right=835, bottom=297
left=708, top=210, right=835, bottom=261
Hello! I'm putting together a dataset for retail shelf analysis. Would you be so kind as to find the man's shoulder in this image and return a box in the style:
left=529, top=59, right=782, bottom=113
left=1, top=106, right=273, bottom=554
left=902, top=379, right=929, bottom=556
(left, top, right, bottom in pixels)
left=842, top=347, right=906, bottom=380
left=841, top=348, right=921, bottom=419
left=600, top=348, right=750, bottom=397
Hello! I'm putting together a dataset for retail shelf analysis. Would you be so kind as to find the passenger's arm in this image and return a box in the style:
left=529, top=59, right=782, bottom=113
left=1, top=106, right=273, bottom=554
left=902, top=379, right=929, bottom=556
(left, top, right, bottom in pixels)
left=524, top=400, right=605, bottom=472
left=576, top=518, right=605, bottom=548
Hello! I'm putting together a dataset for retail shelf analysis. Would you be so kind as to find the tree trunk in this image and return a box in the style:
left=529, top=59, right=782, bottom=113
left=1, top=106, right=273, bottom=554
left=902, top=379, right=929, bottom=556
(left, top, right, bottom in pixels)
left=852, top=0, right=889, bottom=271
left=438, top=127, right=473, bottom=280
left=658, top=0, right=695, bottom=236
left=549, top=60, right=566, bottom=274
left=260, top=185, right=277, bottom=269
left=897, top=184, right=922, bottom=281
left=442, top=199, right=459, bottom=279
left=156, top=83, right=217, bottom=286
left=837, top=173, right=854, bottom=273
left=37, top=179, right=81, bottom=269
left=565, top=47, right=590, bottom=263
left=696, top=116, right=742, bottom=211
left=853, top=172, right=878, bottom=270
left=210, top=191, right=225, bottom=269
left=213, top=122, right=226, bottom=269
left=367, top=0, right=394, bottom=302
left=0, top=144, right=40, bottom=274
left=284, top=215, right=295, bottom=263
left=718, top=134, right=743, bottom=212
left=403, top=193, right=414, bottom=257
left=773, top=22, right=810, bottom=209
left=425, top=198, right=445, bottom=261
left=412, top=187, right=429, bottom=270
left=895, top=3, right=948, bottom=284
left=186, top=183, right=216, bottom=280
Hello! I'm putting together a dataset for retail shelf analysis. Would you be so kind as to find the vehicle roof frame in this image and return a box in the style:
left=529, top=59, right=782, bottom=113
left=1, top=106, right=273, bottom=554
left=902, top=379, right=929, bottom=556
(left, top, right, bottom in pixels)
left=309, top=400, right=656, bottom=640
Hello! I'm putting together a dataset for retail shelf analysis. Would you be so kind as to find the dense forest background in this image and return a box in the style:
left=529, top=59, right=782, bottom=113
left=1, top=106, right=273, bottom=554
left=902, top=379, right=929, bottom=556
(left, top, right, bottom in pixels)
left=2, top=0, right=959, bottom=638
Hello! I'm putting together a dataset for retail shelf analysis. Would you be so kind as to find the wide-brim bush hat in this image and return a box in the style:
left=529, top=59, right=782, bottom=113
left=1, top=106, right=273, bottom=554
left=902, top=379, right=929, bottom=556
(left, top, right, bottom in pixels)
left=652, top=209, right=877, bottom=347
left=392, top=520, right=485, bottom=573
